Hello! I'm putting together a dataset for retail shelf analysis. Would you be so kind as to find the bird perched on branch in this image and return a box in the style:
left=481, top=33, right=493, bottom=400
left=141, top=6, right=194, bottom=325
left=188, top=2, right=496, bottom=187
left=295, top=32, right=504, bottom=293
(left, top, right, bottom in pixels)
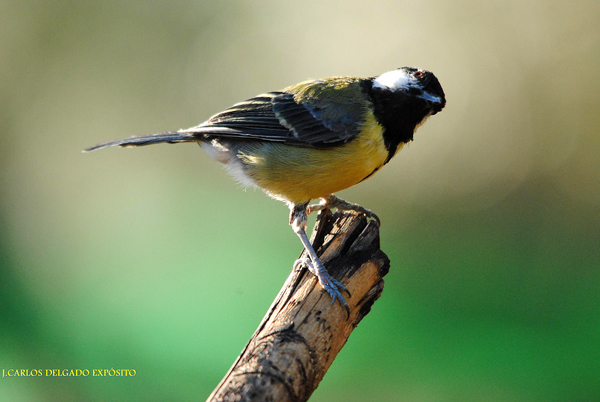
left=85, top=67, right=446, bottom=315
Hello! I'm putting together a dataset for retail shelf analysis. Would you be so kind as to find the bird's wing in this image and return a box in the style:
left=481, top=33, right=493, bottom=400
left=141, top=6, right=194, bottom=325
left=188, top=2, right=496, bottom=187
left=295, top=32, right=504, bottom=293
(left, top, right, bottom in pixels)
left=182, top=78, right=368, bottom=148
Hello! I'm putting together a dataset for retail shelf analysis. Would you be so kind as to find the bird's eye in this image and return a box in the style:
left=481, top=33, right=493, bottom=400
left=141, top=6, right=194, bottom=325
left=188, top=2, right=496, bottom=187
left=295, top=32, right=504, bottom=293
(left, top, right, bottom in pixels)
left=414, top=71, right=424, bottom=78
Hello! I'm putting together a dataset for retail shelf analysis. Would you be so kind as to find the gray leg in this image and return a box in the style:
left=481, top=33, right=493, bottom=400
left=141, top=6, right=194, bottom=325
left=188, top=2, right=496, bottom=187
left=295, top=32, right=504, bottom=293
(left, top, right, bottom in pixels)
left=290, top=203, right=350, bottom=316
left=307, top=194, right=380, bottom=224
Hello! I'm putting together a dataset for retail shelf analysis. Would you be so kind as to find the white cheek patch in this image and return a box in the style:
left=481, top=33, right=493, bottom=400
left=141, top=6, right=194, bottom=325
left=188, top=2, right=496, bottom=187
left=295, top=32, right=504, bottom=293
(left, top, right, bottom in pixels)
left=373, top=69, right=411, bottom=91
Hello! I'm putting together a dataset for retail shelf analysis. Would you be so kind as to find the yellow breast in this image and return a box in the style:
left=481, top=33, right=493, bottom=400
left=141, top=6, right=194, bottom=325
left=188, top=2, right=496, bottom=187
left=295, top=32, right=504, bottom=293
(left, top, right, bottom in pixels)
left=240, top=111, right=394, bottom=204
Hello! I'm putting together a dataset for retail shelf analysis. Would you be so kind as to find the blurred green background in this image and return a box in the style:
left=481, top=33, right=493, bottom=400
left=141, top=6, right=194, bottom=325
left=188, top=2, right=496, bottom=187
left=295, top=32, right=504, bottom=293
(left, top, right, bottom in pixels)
left=1, top=0, right=599, bottom=401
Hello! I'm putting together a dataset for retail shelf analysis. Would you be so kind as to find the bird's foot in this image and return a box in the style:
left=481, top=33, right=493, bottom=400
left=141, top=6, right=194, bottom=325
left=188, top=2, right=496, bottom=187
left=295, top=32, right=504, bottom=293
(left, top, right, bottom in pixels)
left=307, top=195, right=380, bottom=225
left=294, top=257, right=351, bottom=317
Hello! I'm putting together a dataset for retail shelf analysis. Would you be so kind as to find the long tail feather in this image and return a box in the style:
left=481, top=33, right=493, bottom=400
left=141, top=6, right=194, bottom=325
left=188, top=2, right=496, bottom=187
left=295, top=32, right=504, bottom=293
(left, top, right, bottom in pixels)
left=83, top=132, right=198, bottom=153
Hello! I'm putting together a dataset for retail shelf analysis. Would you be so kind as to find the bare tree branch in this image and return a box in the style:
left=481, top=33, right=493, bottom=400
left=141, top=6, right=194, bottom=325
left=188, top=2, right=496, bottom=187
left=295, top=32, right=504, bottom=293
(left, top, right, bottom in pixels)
left=207, top=209, right=390, bottom=402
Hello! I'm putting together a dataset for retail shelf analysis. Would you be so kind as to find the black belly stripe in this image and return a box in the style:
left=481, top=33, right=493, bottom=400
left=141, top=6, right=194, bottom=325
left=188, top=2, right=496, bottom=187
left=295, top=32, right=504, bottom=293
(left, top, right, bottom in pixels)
left=359, top=166, right=381, bottom=183
left=383, top=140, right=398, bottom=164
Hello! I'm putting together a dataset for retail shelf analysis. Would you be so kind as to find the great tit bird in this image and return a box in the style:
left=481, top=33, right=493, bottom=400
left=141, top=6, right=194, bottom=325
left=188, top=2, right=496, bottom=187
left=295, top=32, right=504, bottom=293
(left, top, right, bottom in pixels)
left=85, top=67, right=446, bottom=315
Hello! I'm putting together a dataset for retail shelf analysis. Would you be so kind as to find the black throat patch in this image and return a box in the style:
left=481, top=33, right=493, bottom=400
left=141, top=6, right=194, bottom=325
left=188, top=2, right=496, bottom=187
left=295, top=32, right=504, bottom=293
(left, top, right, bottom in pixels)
left=360, top=79, right=432, bottom=164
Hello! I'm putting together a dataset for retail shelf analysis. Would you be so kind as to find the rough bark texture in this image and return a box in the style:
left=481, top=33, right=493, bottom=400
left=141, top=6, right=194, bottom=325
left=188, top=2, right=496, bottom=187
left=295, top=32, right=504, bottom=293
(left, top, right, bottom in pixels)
left=207, top=209, right=390, bottom=402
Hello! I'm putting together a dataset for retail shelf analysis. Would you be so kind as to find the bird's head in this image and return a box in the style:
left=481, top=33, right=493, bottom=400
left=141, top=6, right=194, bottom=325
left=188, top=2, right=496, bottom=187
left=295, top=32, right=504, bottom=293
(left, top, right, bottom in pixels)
left=372, top=67, right=446, bottom=115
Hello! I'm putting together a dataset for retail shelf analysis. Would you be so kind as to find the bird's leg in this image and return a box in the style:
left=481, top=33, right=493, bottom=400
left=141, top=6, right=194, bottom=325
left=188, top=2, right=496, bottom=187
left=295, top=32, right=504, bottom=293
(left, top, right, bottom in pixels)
left=290, top=203, right=350, bottom=316
left=307, top=194, right=380, bottom=224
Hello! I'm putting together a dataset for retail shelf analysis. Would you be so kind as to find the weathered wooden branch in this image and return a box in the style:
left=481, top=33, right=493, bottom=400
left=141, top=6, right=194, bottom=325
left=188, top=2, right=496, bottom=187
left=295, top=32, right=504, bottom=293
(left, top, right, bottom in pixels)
left=206, top=209, right=390, bottom=402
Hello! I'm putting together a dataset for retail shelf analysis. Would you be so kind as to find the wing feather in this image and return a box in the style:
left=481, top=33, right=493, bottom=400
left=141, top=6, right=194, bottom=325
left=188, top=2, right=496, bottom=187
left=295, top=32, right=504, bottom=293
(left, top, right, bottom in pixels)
left=181, top=79, right=366, bottom=148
